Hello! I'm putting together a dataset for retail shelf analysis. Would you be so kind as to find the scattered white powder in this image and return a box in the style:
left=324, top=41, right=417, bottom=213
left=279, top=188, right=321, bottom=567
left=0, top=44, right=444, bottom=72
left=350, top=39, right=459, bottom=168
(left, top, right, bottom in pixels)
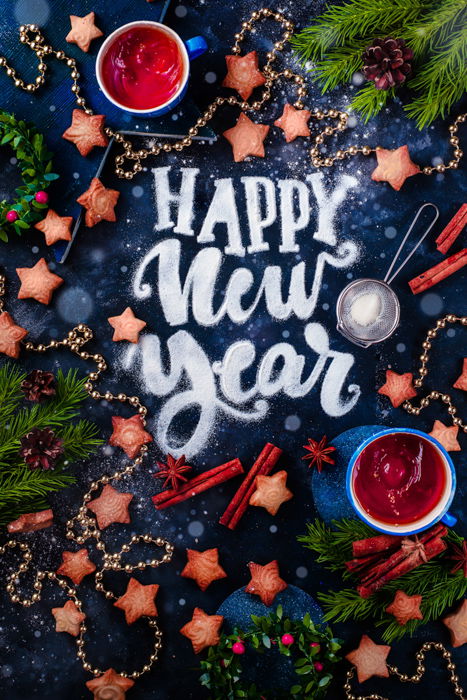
left=351, top=292, right=381, bottom=327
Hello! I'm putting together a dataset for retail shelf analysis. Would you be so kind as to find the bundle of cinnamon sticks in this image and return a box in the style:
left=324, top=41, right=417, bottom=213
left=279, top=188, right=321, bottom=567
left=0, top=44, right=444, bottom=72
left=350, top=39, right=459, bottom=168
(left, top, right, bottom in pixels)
left=345, top=523, right=447, bottom=598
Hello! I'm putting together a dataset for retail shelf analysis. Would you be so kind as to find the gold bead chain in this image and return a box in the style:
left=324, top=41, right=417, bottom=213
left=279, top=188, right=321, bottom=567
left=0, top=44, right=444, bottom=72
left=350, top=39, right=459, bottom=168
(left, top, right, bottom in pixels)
left=0, top=272, right=174, bottom=681
left=402, top=314, right=467, bottom=432
left=0, top=10, right=464, bottom=180
left=344, top=641, right=466, bottom=699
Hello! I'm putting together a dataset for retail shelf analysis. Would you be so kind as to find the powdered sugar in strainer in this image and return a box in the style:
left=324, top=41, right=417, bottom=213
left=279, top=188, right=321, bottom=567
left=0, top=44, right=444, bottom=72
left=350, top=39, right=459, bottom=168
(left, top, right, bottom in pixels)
left=336, top=203, right=440, bottom=348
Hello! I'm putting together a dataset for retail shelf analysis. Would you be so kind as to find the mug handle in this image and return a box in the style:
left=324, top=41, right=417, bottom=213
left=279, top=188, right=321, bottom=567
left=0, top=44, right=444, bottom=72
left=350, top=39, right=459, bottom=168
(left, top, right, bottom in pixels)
left=185, top=36, right=208, bottom=60
left=441, top=511, right=457, bottom=527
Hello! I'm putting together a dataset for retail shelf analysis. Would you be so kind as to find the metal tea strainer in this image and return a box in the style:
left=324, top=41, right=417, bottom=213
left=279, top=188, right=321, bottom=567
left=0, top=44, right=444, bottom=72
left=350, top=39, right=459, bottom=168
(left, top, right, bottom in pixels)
left=336, top=202, right=440, bottom=348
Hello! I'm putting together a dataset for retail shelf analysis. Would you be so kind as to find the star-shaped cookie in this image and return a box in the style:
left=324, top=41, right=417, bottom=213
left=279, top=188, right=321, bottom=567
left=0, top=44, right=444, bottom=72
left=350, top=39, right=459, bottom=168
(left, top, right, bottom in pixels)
left=87, top=484, right=133, bottom=529
left=62, top=110, right=109, bottom=157
left=109, top=414, right=153, bottom=459
left=51, top=600, right=86, bottom=636
left=108, top=307, right=147, bottom=343
left=378, top=369, right=417, bottom=408
left=180, top=607, right=223, bottom=654
left=222, top=51, right=266, bottom=100
left=114, top=577, right=159, bottom=624
left=245, top=560, right=287, bottom=606
left=454, top=359, right=467, bottom=391
left=77, top=178, right=120, bottom=228
left=345, top=634, right=391, bottom=683
left=56, top=548, right=96, bottom=585
left=274, top=103, right=311, bottom=143
left=86, top=669, right=134, bottom=699
left=0, top=311, right=27, bottom=359
left=249, top=470, right=293, bottom=516
left=181, top=548, right=227, bottom=591
left=429, top=420, right=461, bottom=452
left=371, top=145, right=420, bottom=191
left=223, top=113, right=269, bottom=162
left=16, top=258, right=64, bottom=305
left=66, top=12, right=103, bottom=53
left=385, top=590, right=423, bottom=626
left=34, top=209, right=73, bottom=246
left=7, top=508, right=53, bottom=534
left=443, top=598, right=467, bottom=647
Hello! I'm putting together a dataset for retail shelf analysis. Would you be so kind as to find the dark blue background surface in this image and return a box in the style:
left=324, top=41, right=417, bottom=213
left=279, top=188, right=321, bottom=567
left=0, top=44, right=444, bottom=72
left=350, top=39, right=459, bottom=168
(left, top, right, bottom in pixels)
left=0, top=0, right=466, bottom=698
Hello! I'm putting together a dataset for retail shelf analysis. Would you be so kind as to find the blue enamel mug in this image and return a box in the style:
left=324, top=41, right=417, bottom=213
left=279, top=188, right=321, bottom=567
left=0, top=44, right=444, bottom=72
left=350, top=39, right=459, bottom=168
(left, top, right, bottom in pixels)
left=96, top=21, right=207, bottom=117
left=346, top=427, right=457, bottom=535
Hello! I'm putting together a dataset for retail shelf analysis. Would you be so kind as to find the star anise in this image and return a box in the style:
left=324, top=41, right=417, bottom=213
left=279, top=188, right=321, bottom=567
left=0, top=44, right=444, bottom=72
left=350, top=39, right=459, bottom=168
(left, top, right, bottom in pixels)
left=301, top=435, right=336, bottom=473
left=154, top=454, right=193, bottom=491
left=449, top=541, right=467, bottom=577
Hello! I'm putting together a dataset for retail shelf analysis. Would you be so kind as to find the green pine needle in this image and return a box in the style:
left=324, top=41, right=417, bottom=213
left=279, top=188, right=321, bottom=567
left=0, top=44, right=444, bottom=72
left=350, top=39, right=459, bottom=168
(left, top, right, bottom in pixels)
left=300, top=518, right=467, bottom=643
left=0, top=364, right=102, bottom=527
left=291, top=0, right=467, bottom=129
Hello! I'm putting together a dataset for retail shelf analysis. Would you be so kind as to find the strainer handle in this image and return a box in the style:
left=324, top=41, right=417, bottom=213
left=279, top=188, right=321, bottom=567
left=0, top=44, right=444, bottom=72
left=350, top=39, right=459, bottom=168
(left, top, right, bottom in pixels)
left=383, top=203, right=440, bottom=285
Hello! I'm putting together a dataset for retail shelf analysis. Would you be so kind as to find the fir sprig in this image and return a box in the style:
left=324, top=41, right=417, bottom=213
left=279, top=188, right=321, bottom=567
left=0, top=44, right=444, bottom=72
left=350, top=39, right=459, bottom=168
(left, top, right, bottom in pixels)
left=299, top=519, right=467, bottom=643
left=0, top=364, right=102, bottom=526
left=291, top=0, right=467, bottom=128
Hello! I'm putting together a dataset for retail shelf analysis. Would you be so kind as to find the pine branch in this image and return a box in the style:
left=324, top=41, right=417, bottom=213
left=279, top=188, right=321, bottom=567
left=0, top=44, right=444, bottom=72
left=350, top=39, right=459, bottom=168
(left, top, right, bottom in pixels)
left=312, top=42, right=369, bottom=92
left=402, top=0, right=465, bottom=57
left=298, top=519, right=374, bottom=571
left=0, top=363, right=25, bottom=423
left=350, top=84, right=394, bottom=122
left=57, top=420, right=102, bottom=461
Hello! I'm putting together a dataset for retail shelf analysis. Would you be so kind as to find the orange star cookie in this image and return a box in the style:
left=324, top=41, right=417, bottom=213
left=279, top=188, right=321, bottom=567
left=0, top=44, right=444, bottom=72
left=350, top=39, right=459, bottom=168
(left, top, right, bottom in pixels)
left=16, top=258, right=64, bottom=305
left=345, top=635, right=391, bottom=683
left=454, top=359, right=467, bottom=391
left=443, top=598, right=467, bottom=647
left=51, top=600, right=85, bottom=636
left=371, top=145, right=420, bottom=191
left=180, top=607, right=223, bottom=654
left=249, top=470, right=293, bottom=516
left=385, top=590, right=423, bottom=626
left=223, top=113, right=269, bottom=162
left=66, top=12, right=103, bottom=53
left=7, top=508, right=53, bottom=534
left=429, top=420, right=461, bottom=452
left=245, top=560, right=287, bottom=606
left=274, top=103, right=311, bottom=143
left=378, top=369, right=417, bottom=408
left=222, top=51, right=266, bottom=100
left=77, top=178, right=120, bottom=228
left=56, top=548, right=96, bottom=585
left=114, top=577, right=159, bottom=624
left=86, top=669, right=134, bottom=699
left=0, top=311, right=27, bottom=359
left=181, top=548, right=227, bottom=591
left=34, top=209, right=73, bottom=246
left=87, top=484, right=133, bottom=529
left=62, top=110, right=109, bottom=157
left=109, top=414, right=153, bottom=459
left=108, top=307, right=147, bottom=343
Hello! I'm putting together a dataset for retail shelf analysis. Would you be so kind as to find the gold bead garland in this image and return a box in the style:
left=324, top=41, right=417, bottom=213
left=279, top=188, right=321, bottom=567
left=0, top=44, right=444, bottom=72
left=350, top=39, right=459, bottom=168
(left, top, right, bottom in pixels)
left=344, top=641, right=466, bottom=699
left=0, top=11, right=464, bottom=180
left=0, top=271, right=174, bottom=681
left=402, top=314, right=467, bottom=432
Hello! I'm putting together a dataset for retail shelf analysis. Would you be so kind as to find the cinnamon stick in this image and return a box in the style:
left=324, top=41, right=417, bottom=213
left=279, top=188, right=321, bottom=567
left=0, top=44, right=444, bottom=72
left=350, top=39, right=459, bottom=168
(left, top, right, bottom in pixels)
left=352, top=534, right=401, bottom=558
left=358, top=535, right=446, bottom=598
left=153, top=459, right=243, bottom=510
left=409, top=248, right=467, bottom=294
left=219, top=443, right=282, bottom=530
left=436, top=204, right=467, bottom=254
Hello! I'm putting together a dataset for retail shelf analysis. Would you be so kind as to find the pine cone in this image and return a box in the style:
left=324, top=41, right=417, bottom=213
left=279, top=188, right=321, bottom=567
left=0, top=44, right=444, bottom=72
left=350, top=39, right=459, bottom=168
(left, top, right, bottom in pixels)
left=21, top=369, right=56, bottom=402
left=362, top=37, right=413, bottom=90
left=20, top=427, right=64, bottom=470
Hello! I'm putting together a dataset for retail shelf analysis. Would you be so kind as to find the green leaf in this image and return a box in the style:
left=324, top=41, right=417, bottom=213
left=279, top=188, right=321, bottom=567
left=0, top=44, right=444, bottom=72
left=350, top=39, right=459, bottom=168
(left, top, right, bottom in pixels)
left=276, top=604, right=283, bottom=620
left=262, top=634, right=271, bottom=649
left=44, top=173, right=59, bottom=181
left=319, top=675, right=332, bottom=687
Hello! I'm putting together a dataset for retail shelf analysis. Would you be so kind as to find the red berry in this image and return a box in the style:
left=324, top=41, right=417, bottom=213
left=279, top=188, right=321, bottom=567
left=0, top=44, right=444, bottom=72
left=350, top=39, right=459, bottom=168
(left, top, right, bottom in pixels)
left=6, top=210, right=18, bottom=222
left=281, top=633, right=294, bottom=646
left=310, top=642, right=320, bottom=650
left=314, top=661, right=324, bottom=672
left=35, top=190, right=48, bottom=203
left=232, top=641, right=245, bottom=655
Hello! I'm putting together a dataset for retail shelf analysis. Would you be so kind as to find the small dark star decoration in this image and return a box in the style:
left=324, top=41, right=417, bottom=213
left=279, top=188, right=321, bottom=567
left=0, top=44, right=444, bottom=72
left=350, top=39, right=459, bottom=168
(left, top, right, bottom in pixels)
left=301, top=436, right=336, bottom=473
left=154, top=454, right=193, bottom=491
left=449, top=540, right=467, bottom=577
